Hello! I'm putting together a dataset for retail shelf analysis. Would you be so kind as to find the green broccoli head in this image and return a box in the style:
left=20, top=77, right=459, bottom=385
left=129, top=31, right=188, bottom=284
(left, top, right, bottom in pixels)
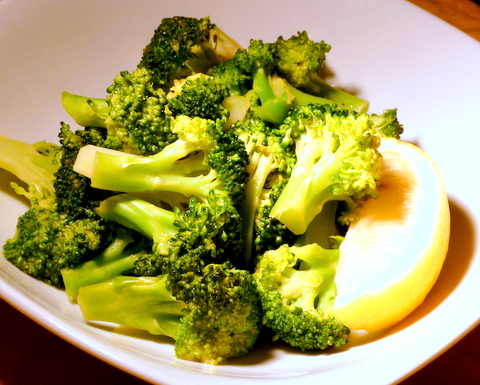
left=62, top=67, right=177, bottom=156
left=76, top=262, right=262, bottom=365
left=253, top=243, right=349, bottom=351
left=3, top=203, right=113, bottom=288
left=269, top=103, right=383, bottom=235
left=166, top=73, right=230, bottom=121
left=274, top=31, right=331, bottom=89
left=0, top=130, right=114, bottom=287
left=370, top=109, right=404, bottom=139
left=54, top=122, right=117, bottom=221
left=253, top=174, right=296, bottom=257
left=139, top=16, right=242, bottom=90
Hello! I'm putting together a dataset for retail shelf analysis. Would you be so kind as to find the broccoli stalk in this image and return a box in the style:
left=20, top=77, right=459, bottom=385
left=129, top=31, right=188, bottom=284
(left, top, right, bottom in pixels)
left=274, top=31, right=369, bottom=113
left=269, top=104, right=383, bottom=235
left=73, top=115, right=249, bottom=207
left=77, top=275, right=186, bottom=338
left=61, top=227, right=148, bottom=302
left=62, top=67, right=176, bottom=156
left=61, top=92, right=109, bottom=129
left=250, top=61, right=289, bottom=125
left=76, top=262, right=262, bottom=365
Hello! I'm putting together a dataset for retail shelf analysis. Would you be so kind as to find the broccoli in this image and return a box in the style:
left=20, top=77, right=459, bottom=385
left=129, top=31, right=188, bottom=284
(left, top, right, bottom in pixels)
left=209, top=39, right=290, bottom=125
left=252, top=173, right=297, bottom=257
left=0, top=133, right=62, bottom=206
left=0, top=132, right=112, bottom=287
left=253, top=243, right=349, bottom=351
left=54, top=122, right=117, bottom=220
left=62, top=194, right=261, bottom=364
left=253, top=201, right=349, bottom=351
left=231, top=113, right=295, bottom=266
left=76, top=263, right=262, bottom=365
left=370, top=109, right=404, bottom=139
left=92, top=192, right=244, bottom=276
left=274, top=31, right=369, bottom=113
left=138, top=16, right=242, bottom=90
left=62, top=67, right=176, bottom=156
left=166, top=73, right=230, bottom=121
left=269, top=103, right=383, bottom=235
left=73, top=115, right=249, bottom=208
left=61, top=226, right=149, bottom=301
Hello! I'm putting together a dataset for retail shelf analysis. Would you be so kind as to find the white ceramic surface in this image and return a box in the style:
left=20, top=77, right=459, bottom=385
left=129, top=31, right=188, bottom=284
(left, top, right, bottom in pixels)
left=1, top=1, right=479, bottom=384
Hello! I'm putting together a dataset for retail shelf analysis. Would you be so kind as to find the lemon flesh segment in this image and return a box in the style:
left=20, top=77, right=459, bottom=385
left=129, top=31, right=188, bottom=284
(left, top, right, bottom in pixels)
left=332, top=138, right=450, bottom=332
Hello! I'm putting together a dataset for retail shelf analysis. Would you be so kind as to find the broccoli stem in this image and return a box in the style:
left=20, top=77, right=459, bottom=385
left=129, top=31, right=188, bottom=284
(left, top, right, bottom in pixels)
left=284, top=82, right=338, bottom=109
left=295, top=200, right=340, bottom=249
left=95, top=194, right=178, bottom=256
left=61, top=91, right=109, bottom=128
left=74, top=143, right=217, bottom=201
left=77, top=275, right=185, bottom=338
left=251, top=63, right=289, bottom=125
left=61, top=227, right=147, bottom=302
left=241, top=154, right=276, bottom=266
left=304, top=74, right=369, bottom=113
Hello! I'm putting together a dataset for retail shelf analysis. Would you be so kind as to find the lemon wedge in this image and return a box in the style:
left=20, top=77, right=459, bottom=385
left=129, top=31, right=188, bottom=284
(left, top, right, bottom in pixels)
left=332, top=138, right=450, bottom=332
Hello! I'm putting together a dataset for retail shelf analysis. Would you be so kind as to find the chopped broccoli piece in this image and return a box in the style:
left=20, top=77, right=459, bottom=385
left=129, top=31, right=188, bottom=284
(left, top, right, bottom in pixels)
left=253, top=237, right=349, bottom=351
left=62, top=67, right=176, bottom=156
left=370, top=109, right=404, bottom=139
left=166, top=73, right=230, bottom=121
left=0, top=129, right=115, bottom=287
left=93, top=192, right=244, bottom=275
left=61, top=226, right=148, bottom=301
left=274, top=31, right=369, bottom=113
left=139, top=16, right=242, bottom=90
left=54, top=122, right=117, bottom=220
left=269, top=103, right=383, bottom=235
left=73, top=115, right=249, bottom=208
left=76, top=262, right=262, bottom=365
left=232, top=113, right=295, bottom=266
left=210, top=39, right=289, bottom=125
left=0, top=133, right=62, bottom=206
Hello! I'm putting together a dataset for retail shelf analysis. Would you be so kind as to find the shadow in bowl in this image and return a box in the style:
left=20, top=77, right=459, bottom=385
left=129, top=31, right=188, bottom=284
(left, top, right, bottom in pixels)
left=391, top=197, right=476, bottom=333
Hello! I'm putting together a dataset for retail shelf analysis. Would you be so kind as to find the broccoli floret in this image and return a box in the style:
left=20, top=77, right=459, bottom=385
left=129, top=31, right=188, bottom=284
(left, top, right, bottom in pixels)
left=73, top=115, right=249, bottom=208
left=3, top=207, right=111, bottom=287
left=253, top=237, right=349, bottom=351
left=166, top=73, right=230, bottom=121
left=63, top=194, right=261, bottom=365
left=62, top=67, right=176, bottom=156
left=209, top=39, right=290, bottom=125
left=76, top=263, right=262, bottom=365
left=54, top=122, right=117, bottom=220
left=138, top=16, right=242, bottom=90
left=274, top=31, right=369, bottom=113
left=93, top=192, right=244, bottom=275
left=269, top=103, right=383, bottom=235
left=0, top=133, right=62, bottom=206
left=370, top=109, right=404, bottom=139
left=61, top=226, right=149, bottom=301
left=0, top=130, right=116, bottom=287
left=231, top=113, right=295, bottom=266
